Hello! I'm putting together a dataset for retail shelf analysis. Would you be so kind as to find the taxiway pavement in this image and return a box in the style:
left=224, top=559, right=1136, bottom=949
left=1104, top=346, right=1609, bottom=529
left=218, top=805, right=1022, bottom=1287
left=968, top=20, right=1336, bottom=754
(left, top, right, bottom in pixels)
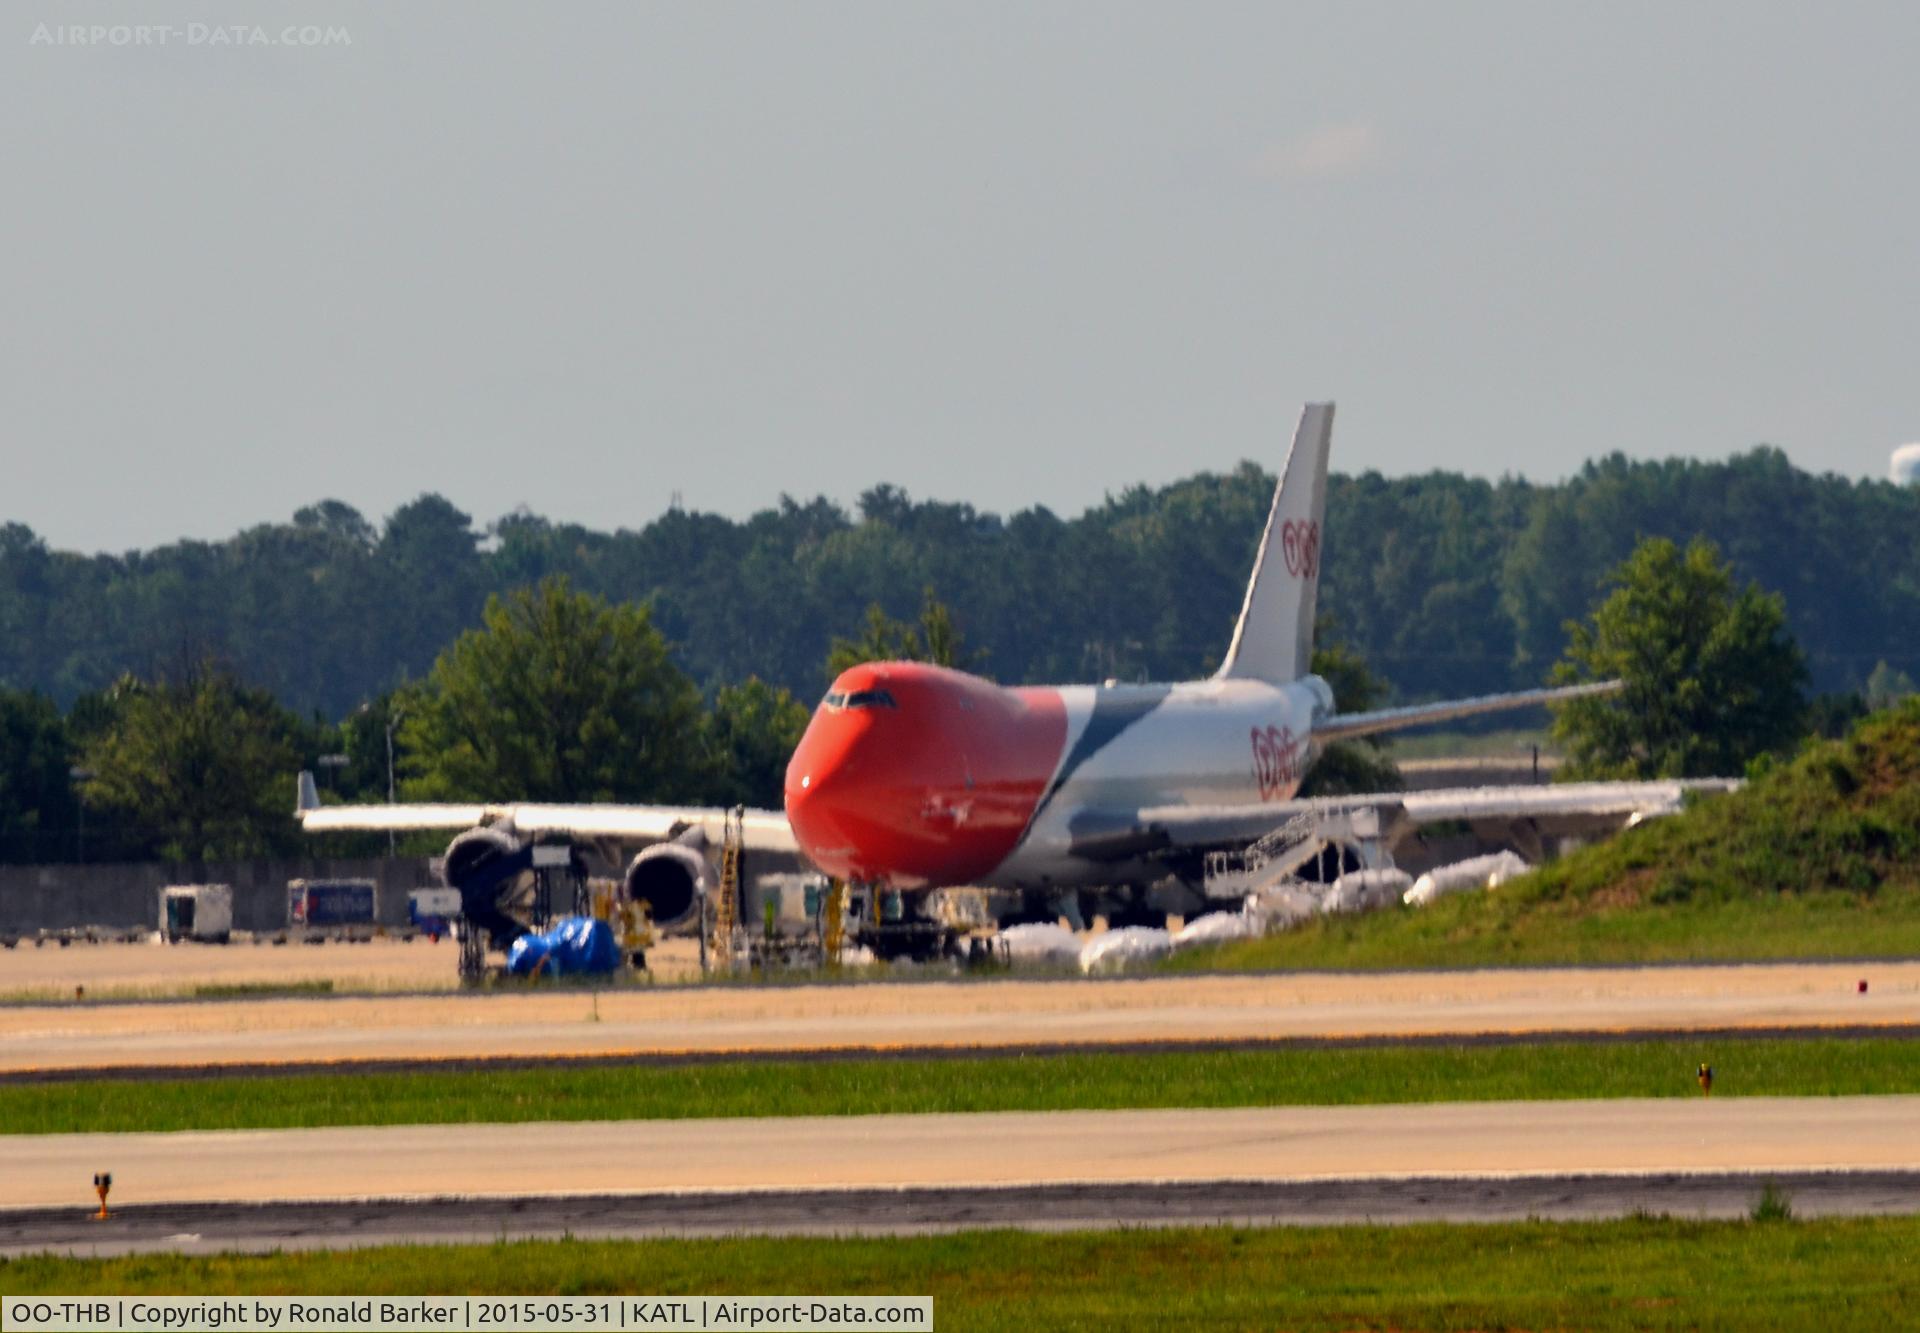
left=8, top=1095, right=1920, bottom=1211
left=2, top=961, right=1915, bottom=1074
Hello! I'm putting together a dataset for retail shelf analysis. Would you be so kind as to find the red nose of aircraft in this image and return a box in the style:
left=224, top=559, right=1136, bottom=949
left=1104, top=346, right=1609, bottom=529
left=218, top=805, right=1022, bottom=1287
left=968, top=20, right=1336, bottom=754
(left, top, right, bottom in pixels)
left=784, top=664, right=931, bottom=885
left=784, top=662, right=1068, bottom=890
left=783, top=722, right=861, bottom=882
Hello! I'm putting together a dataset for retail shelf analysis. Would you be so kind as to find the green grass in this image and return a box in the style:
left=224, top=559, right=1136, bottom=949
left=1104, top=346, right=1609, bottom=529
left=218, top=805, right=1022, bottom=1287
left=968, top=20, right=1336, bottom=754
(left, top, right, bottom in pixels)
left=1171, top=880, right=1920, bottom=971
left=6, top=1036, right=1919, bottom=1135
left=191, top=980, right=335, bottom=999
left=7, top=1217, right=1920, bottom=1330
left=1753, top=1180, right=1797, bottom=1222
left=1177, top=700, right=1920, bottom=972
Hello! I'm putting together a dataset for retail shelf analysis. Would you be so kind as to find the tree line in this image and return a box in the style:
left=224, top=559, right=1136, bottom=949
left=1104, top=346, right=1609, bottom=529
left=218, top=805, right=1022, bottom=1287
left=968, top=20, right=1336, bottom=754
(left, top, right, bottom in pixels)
left=0, top=580, right=817, bottom=864
left=3, top=448, right=1917, bottom=725
left=0, top=537, right=1880, bottom=866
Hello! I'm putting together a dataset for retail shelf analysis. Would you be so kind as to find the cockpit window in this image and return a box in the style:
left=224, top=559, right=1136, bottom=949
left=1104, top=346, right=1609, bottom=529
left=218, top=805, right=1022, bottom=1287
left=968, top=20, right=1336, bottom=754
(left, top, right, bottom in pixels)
left=822, top=688, right=898, bottom=711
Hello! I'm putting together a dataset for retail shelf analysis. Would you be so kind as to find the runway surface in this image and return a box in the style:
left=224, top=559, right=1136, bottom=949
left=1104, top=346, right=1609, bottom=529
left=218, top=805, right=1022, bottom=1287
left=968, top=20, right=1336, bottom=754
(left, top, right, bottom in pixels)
left=3, top=960, right=1915, bottom=1074
left=12, top=1173, right=1920, bottom=1256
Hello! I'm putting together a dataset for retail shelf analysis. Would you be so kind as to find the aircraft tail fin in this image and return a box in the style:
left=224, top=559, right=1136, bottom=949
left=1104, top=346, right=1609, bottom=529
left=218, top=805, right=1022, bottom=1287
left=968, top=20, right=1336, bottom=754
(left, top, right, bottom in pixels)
left=1215, top=402, right=1333, bottom=685
left=296, top=770, right=320, bottom=815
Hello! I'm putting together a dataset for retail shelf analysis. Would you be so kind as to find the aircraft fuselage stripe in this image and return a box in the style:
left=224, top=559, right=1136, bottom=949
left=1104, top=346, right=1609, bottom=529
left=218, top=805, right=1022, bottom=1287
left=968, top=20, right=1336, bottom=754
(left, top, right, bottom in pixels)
left=1022, top=684, right=1174, bottom=835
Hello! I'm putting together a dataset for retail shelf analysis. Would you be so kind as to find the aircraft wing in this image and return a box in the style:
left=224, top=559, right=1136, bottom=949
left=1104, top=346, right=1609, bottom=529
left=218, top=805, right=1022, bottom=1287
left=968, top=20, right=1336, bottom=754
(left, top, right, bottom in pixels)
left=1073, top=778, right=1740, bottom=861
left=297, top=798, right=799, bottom=852
left=1312, top=681, right=1623, bottom=743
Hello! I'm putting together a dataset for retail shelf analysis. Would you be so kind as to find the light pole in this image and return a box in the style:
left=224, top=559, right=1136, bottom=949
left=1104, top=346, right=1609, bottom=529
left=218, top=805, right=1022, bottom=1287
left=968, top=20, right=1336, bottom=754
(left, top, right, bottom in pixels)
left=69, top=766, right=93, bottom=863
left=385, top=708, right=406, bottom=856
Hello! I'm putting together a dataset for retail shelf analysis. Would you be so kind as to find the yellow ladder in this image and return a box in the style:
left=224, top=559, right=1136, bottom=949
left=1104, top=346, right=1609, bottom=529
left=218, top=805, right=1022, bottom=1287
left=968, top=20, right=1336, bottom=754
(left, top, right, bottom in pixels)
left=710, top=807, right=742, bottom=971
left=821, top=878, right=848, bottom=968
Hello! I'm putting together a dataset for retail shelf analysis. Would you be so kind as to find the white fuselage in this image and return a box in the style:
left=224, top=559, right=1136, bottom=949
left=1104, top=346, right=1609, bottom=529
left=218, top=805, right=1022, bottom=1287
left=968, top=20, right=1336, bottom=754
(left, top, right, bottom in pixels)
left=989, top=674, right=1328, bottom=887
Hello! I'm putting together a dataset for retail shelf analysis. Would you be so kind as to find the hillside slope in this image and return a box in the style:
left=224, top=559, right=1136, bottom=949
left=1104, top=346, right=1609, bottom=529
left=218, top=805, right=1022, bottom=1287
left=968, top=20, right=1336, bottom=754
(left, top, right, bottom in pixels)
left=1177, top=700, right=1920, bottom=970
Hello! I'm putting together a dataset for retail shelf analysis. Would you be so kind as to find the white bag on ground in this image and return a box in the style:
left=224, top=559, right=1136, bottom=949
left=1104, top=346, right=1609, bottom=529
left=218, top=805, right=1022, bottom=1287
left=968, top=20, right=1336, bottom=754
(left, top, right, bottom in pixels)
left=1321, top=868, right=1414, bottom=915
left=1170, top=911, right=1259, bottom=950
left=1246, top=883, right=1323, bottom=929
left=1485, top=851, right=1531, bottom=888
left=1404, top=851, right=1531, bottom=906
left=1079, top=926, right=1173, bottom=973
left=996, top=922, right=1084, bottom=966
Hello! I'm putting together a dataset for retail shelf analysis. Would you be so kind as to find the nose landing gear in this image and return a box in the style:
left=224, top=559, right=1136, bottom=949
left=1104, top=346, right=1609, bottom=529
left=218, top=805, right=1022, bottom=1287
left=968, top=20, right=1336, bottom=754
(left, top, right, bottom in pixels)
left=848, top=884, right=961, bottom=963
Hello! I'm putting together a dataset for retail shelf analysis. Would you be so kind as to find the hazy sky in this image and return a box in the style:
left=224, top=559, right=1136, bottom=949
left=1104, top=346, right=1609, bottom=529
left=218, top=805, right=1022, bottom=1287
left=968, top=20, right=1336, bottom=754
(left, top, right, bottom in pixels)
left=5, top=2, right=1916, bottom=552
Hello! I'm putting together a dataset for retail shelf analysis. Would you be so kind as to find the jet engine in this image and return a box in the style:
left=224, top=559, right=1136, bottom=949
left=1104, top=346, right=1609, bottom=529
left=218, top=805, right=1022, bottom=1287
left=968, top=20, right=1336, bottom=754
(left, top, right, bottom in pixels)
left=440, top=826, right=540, bottom=947
left=443, top=826, right=518, bottom=888
left=623, top=828, right=715, bottom=930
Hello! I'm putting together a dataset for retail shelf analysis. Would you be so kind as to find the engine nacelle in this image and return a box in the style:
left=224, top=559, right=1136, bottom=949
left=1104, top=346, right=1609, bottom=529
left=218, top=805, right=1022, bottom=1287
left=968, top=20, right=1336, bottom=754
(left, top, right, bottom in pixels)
left=441, top=825, right=534, bottom=947
left=624, top=834, right=714, bottom=930
left=443, top=826, right=520, bottom=888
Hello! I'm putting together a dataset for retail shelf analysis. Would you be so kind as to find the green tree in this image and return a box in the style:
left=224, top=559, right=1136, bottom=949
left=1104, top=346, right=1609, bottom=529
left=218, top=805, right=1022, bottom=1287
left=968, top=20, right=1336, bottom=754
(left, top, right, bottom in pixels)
left=825, top=587, right=971, bottom=679
left=10, top=445, right=1920, bottom=719
left=1806, top=690, right=1869, bottom=741
left=0, top=689, right=78, bottom=862
left=78, top=663, right=303, bottom=861
left=1299, top=623, right=1402, bottom=797
left=1550, top=537, right=1808, bottom=779
left=702, top=677, right=811, bottom=809
left=1866, top=660, right=1916, bottom=711
left=401, top=577, right=704, bottom=803
left=333, top=691, right=408, bottom=803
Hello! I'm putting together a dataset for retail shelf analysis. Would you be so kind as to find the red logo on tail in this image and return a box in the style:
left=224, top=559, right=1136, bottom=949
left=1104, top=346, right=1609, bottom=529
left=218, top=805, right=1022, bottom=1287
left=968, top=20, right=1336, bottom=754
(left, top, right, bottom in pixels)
left=1251, top=724, right=1300, bottom=801
left=1281, top=520, right=1320, bottom=578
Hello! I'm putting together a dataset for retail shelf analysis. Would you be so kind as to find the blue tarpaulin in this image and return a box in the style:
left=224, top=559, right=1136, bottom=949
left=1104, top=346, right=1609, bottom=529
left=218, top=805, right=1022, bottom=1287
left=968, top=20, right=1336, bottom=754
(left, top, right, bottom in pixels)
left=506, top=916, right=622, bottom=977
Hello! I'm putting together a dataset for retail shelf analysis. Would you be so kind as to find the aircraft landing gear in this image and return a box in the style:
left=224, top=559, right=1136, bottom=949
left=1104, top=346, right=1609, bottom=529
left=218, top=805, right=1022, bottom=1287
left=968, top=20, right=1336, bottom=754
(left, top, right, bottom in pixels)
left=1106, top=902, right=1169, bottom=930
left=856, top=918, right=956, bottom=963
left=853, top=885, right=960, bottom=962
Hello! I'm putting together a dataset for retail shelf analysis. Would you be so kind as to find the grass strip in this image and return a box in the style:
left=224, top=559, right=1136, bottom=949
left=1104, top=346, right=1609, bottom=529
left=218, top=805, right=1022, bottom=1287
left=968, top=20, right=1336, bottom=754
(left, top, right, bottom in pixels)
left=1166, top=885, right=1920, bottom=971
left=1173, top=703, right=1920, bottom=973
left=6, top=1215, right=1920, bottom=1330
left=6, top=1036, right=1920, bottom=1135
left=190, top=981, right=335, bottom=999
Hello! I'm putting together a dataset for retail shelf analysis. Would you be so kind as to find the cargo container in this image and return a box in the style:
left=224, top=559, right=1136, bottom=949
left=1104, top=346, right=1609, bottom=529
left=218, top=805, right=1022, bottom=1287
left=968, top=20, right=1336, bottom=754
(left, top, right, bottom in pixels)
left=160, top=884, right=233, bottom=943
left=288, top=878, right=377, bottom=937
left=409, top=887, right=462, bottom=937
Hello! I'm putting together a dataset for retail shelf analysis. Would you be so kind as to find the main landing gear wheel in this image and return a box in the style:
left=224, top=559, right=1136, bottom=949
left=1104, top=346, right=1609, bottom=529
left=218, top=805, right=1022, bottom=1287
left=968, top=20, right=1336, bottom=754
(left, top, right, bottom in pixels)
left=1106, top=903, right=1169, bottom=930
left=856, top=920, right=954, bottom=963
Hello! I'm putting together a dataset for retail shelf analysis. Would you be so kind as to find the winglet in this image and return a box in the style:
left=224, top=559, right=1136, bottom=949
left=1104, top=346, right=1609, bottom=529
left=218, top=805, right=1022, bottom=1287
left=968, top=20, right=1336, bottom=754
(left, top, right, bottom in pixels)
left=1216, top=403, right=1334, bottom=684
left=296, top=770, right=320, bottom=815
